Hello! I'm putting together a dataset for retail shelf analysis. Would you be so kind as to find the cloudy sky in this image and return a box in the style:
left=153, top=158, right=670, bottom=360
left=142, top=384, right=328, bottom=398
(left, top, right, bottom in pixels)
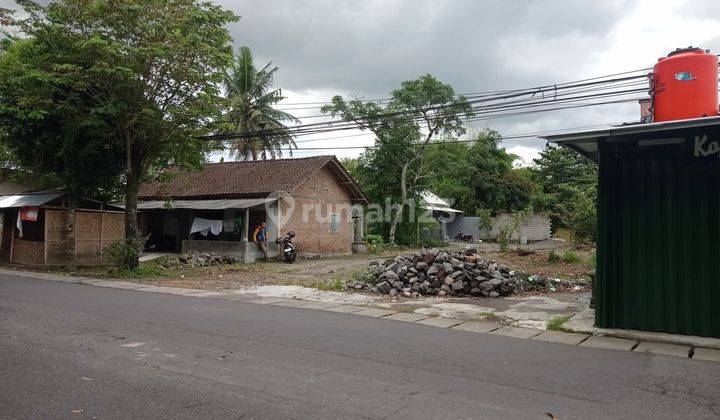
left=3, top=0, right=720, bottom=164
left=213, top=0, right=720, bottom=164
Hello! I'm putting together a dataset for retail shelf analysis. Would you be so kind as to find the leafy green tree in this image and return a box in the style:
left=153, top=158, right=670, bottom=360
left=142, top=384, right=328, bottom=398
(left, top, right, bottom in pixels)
left=0, top=34, right=125, bottom=268
left=422, top=130, right=533, bottom=215
left=532, top=145, right=597, bottom=241
left=221, top=46, right=299, bottom=160
left=350, top=120, right=421, bottom=244
left=323, top=74, right=472, bottom=244
left=339, top=157, right=359, bottom=179
left=423, top=139, right=474, bottom=212
left=6, top=0, right=238, bottom=268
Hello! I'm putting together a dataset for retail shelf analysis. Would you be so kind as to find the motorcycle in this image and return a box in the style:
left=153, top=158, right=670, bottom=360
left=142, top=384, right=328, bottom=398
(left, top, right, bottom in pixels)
left=454, top=232, right=474, bottom=243
left=276, top=231, right=297, bottom=263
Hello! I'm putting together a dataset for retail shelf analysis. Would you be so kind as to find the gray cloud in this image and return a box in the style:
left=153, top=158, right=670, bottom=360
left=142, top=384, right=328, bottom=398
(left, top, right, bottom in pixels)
left=222, top=0, right=633, bottom=97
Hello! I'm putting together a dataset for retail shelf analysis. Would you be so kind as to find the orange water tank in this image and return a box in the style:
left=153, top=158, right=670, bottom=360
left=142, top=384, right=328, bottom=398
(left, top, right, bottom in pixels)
left=652, top=47, right=719, bottom=122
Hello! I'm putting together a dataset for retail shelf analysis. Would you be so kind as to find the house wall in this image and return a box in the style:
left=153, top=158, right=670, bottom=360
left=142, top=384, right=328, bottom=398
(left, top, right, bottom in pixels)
left=280, top=166, right=354, bottom=255
left=446, top=214, right=551, bottom=242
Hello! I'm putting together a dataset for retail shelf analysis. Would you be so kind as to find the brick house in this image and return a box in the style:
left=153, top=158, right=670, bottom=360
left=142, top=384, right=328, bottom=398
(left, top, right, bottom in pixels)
left=136, top=156, right=369, bottom=262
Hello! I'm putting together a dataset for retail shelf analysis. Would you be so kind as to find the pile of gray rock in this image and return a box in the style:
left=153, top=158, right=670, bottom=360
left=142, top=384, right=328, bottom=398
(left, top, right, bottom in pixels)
left=355, top=248, right=521, bottom=298
left=159, top=252, right=238, bottom=268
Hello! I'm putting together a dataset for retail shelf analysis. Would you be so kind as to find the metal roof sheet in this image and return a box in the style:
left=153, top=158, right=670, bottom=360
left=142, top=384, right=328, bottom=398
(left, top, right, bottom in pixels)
left=543, top=116, right=720, bottom=143
left=541, top=116, right=720, bottom=161
left=134, top=198, right=276, bottom=210
left=422, top=204, right=463, bottom=213
left=0, top=193, right=61, bottom=209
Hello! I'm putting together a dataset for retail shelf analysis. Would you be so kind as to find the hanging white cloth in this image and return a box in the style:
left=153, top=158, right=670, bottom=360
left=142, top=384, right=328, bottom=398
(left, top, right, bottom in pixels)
left=190, top=217, right=223, bottom=236
left=16, top=210, right=22, bottom=238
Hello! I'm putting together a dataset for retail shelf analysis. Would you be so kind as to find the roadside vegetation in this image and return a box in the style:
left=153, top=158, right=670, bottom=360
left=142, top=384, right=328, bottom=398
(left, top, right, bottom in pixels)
left=546, top=316, right=572, bottom=332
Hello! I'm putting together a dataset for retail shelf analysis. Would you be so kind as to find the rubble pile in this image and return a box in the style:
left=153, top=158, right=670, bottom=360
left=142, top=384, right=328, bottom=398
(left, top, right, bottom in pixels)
left=159, top=252, right=238, bottom=268
left=517, top=274, right=588, bottom=294
left=352, top=248, right=520, bottom=298
left=351, top=247, right=590, bottom=298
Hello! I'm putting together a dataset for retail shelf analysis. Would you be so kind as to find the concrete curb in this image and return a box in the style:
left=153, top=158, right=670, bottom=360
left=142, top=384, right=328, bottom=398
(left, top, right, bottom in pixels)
left=2, top=268, right=718, bottom=362
left=564, top=308, right=720, bottom=350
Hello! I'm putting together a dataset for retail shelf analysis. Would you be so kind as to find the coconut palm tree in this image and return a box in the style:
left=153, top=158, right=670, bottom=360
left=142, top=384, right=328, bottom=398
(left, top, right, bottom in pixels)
left=221, top=47, right=300, bottom=160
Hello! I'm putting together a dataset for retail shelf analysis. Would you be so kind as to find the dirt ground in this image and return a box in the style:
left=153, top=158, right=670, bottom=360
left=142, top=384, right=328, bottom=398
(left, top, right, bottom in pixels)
left=119, top=253, right=384, bottom=290
left=109, top=240, right=594, bottom=291
left=484, top=249, right=593, bottom=279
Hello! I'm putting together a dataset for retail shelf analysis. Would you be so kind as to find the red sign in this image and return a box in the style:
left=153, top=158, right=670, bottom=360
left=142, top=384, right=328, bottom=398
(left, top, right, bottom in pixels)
left=20, top=207, right=38, bottom=222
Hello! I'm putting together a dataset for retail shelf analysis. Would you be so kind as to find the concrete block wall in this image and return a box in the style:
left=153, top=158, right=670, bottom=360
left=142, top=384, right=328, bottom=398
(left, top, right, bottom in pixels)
left=446, top=213, right=551, bottom=242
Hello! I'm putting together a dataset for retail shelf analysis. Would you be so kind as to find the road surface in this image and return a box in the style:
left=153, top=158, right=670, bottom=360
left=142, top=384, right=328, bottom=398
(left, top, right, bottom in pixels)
left=1, top=273, right=719, bottom=419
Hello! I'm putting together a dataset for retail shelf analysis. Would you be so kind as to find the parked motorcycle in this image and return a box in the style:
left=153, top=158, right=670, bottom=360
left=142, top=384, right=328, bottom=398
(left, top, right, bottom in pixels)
left=454, top=231, right=474, bottom=243
left=276, top=231, right=297, bottom=263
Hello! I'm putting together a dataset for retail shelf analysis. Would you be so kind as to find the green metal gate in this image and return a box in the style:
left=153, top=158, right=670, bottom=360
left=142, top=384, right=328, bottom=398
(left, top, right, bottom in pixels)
left=596, top=129, right=720, bottom=337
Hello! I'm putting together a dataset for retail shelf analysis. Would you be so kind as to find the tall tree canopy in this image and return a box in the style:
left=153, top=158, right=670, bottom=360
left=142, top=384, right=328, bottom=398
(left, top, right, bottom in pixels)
left=3, top=0, right=238, bottom=268
left=0, top=27, right=125, bottom=268
left=424, top=130, right=534, bottom=215
left=532, top=145, right=597, bottom=241
left=221, top=46, right=299, bottom=160
left=323, top=74, right=472, bottom=244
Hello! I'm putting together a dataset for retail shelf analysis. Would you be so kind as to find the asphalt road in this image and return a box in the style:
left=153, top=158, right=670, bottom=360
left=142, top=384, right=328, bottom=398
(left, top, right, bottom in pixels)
left=1, top=274, right=719, bottom=419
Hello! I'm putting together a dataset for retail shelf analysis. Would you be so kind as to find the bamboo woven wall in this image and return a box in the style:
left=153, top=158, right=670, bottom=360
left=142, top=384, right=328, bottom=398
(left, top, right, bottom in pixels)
left=12, top=239, right=45, bottom=265
left=43, top=209, right=124, bottom=265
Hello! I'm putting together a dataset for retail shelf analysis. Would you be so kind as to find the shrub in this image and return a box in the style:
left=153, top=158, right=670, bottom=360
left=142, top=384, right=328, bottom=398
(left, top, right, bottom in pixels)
left=548, top=249, right=561, bottom=263
left=496, top=208, right=531, bottom=252
left=475, top=208, right=493, bottom=239
left=103, top=235, right=148, bottom=269
left=558, top=192, right=596, bottom=244
left=561, top=250, right=582, bottom=264
left=497, top=223, right=514, bottom=252
left=364, top=233, right=386, bottom=254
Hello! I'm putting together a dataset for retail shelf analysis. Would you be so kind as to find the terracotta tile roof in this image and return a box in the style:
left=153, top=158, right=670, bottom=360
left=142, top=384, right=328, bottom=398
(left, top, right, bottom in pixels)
left=138, top=155, right=369, bottom=205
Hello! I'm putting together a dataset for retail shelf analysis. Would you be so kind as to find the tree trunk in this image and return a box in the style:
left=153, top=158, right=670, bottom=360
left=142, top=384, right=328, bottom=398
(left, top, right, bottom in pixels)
left=388, top=162, right=409, bottom=245
left=65, top=196, right=78, bottom=271
left=124, top=131, right=142, bottom=269
left=124, top=165, right=142, bottom=269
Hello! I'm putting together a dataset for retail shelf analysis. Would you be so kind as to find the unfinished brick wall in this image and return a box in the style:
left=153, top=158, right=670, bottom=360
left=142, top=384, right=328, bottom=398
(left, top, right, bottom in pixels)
left=279, top=166, right=354, bottom=255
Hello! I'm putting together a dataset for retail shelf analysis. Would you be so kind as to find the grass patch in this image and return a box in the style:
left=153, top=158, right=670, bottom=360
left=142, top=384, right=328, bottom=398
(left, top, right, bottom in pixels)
left=586, top=252, right=596, bottom=268
left=111, top=263, right=166, bottom=279
left=350, top=268, right=376, bottom=284
left=474, top=312, right=508, bottom=324
left=305, top=277, right=345, bottom=291
left=561, top=251, right=582, bottom=264
left=546, top=315, right=571, bottom=332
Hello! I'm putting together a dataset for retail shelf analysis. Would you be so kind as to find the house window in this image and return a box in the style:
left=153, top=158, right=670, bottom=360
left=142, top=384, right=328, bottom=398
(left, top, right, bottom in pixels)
left=330, top=213, right=340, bottom=233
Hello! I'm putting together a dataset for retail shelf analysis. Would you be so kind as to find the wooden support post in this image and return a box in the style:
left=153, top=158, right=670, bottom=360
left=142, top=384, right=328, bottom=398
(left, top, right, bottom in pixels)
left=243, top=209, right=250, bottom=243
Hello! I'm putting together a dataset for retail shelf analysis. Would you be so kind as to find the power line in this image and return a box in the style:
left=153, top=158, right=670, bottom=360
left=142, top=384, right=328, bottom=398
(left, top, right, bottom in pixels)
left=281, top=97, right=644, bottom=151
left=207, top=77, right=649, bottom=141
left=274, top=66, right=652, bottom=110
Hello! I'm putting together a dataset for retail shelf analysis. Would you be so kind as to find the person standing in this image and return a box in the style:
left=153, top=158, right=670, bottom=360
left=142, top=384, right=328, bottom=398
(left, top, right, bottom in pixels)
left=253, top=221, right=270, bottom=262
